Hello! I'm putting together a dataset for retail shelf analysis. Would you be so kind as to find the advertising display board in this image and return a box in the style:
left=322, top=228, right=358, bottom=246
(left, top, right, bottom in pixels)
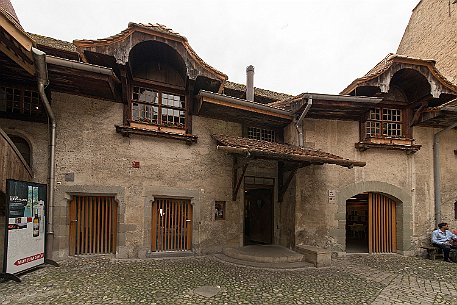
left=3, top=180, right=47, bottom=274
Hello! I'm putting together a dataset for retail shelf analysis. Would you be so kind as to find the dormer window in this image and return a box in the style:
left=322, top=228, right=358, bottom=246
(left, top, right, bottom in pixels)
left=131, top=85, right=186, bottom=129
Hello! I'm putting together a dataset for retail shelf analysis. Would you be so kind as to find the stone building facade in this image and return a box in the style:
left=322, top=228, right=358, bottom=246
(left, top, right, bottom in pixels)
left=2, top=0, right=457, bottom=262
left=398, top=0, right=457, bottom=84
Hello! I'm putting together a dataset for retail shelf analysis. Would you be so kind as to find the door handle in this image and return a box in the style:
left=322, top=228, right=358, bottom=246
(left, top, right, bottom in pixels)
left=70, top=219, right=78, bottom=222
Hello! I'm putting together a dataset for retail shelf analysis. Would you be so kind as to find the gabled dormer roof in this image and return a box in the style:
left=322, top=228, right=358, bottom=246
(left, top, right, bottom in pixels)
left=341, top=53, right=457, bottom=98
left=73, top=22, right=227, bottom=83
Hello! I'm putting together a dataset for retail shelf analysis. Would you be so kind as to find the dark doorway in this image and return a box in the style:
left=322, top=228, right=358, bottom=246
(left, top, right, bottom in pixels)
left=346, top=193, right=369, bottom=253
left=346, top=192, right=397, bottom=253
left=244, top=188, right=273, bottom=245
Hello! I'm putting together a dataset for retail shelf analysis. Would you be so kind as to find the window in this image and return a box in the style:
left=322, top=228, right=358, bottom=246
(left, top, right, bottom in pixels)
left=131, top=85, right=186, bottom=129
left=365, top=108, right=403, bottom=138
left=247, top=127, right=276, bottom=142
left=0, top=86, right=41, bottom=117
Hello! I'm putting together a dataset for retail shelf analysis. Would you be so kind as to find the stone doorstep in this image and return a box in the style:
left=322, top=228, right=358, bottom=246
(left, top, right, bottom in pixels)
left=294, top=245, right=332, bottom=268
left=223, top=245, right=304, bottom=263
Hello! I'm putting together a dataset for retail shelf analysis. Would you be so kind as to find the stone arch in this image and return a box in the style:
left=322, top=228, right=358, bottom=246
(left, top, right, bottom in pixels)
left=5, top=131, right=33, bottom=168
left=336, top=181, right=413, bottom=255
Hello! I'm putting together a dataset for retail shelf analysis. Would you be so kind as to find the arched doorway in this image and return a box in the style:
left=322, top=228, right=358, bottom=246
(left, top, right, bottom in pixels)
left=346, top=192, right=397, bottom=253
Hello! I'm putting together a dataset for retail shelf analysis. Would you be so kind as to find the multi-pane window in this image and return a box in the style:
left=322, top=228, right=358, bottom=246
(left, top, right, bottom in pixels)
left=365, top=108, right=403, bottom=138
left=0, top=86, right=41, bottom=117
left=131, top=86, right=185, bottom=128
left=247, top=127, right=276, bottom=142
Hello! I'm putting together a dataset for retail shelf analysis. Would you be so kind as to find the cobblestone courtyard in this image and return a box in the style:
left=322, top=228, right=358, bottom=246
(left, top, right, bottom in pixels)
left=1, top=254, right=457, bottom=304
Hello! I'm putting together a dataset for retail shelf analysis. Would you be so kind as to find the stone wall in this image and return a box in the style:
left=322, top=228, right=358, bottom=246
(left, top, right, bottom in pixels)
left=2, top=91, right=260, bottom=259
left=397, top=0, right=457, bottom=84
left=291, top=118, right=456, bottom=254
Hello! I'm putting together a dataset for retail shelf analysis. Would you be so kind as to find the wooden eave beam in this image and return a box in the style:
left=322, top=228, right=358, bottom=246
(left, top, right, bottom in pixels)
left=200, top=95, right=292, bottom=120
left=0, top=14, right=34, bottom=75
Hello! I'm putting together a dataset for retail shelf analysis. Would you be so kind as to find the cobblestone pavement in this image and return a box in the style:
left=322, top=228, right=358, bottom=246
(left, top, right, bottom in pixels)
left=1, top=254, right=457, bottom=304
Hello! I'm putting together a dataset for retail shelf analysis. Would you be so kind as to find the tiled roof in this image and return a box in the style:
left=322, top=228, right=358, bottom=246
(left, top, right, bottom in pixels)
left=28, top=33, right=77, bottom=53
left=0, top=0, right=20, bottom=27
left=212, top=134, right=365, bottom=168
left=224, top=81, right=293, bottom=102
left=341, top=53, right=457, bottom=95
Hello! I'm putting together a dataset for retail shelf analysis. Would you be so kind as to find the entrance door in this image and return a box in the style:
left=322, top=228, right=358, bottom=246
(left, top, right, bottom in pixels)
left=151, top=198, right=192, bottom=252
left=244, top=188, right=273, bottom=245
left=368, top=193, right=397, bottom=253
left=69, top=196, right=118, bottom=255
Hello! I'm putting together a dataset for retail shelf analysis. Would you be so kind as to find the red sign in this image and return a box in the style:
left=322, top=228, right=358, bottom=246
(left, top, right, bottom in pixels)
left=14, top=253, right=44, bottom=266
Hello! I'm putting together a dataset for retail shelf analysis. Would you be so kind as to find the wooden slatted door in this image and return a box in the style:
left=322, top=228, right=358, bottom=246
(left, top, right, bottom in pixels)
left=69, top=196, right=118, bottom=255
left=151, top=198, right=192, bottom=252
left=368, top=193, right=397, bottom=253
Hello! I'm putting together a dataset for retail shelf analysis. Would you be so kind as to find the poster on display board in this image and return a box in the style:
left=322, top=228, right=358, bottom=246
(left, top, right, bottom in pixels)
left=3, top=180, right=47, bottom=275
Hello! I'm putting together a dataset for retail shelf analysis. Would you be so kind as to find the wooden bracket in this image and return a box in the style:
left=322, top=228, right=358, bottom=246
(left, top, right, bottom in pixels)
left=278, top=162, right=300, bottom=202
left=232, top=156, right=249, bottom=201
left=410, top=102, right=428, bottom=127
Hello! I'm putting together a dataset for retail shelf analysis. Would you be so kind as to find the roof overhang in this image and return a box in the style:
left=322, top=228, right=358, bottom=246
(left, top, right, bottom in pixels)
left=45, top=55, right=120, bottom=101
left=417, top=99, right=457, bottom=128
left=197, top=90, right=293, bottom=127
left=278, top=93, right=382, bottom=121
left=213, top=134, right=366, bottom=168
left=0, top=8, right=35, bottom=75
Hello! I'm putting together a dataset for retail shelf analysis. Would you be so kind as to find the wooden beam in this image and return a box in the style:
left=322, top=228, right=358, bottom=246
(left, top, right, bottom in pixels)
left=410, top=100, right=430, bottom=127
left=232, top=156, right=249, bottom=201
left=278, top=165, right=299, bottom=202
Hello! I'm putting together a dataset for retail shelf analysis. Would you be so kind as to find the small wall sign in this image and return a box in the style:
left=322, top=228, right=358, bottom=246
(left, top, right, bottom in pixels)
left=328, top=190, right=336, bottom=204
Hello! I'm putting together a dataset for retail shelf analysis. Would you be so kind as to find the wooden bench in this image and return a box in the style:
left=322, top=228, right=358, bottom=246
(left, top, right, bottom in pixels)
left=294, top=245, right=332, bottom=267
left=421, top=245, right=443, bottom=260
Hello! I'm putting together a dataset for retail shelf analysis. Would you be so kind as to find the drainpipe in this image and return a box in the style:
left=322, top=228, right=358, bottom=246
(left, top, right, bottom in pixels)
left=433, top=121, right=457, bottom=226
left=295, top=97, right=312, bottom=147
left=32, top=48, right=56, bottom=253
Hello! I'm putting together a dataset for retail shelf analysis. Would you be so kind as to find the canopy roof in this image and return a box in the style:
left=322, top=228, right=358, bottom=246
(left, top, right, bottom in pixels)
left=213, top=134, right=366, bottom=168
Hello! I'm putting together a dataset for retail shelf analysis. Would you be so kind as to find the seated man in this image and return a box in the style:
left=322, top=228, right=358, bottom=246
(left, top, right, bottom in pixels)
left=431, top=222, right=457, bottom=262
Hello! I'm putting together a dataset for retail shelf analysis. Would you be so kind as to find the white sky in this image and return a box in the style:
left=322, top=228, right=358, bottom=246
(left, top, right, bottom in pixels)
left=12, top=0, right=419, bottom=95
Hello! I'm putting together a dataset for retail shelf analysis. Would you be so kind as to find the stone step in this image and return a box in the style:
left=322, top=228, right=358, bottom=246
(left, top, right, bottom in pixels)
left=223, top=245, right=304, bottom=263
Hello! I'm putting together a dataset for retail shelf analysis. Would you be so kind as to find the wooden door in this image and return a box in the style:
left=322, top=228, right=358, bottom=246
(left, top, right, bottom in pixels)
left=151, top=198, right=192, bottom=252
left=244, top=188, right=273, bottom=245
left=368, top=193, right=397, bottom=253
left=69, top=196, right=117, bottom=255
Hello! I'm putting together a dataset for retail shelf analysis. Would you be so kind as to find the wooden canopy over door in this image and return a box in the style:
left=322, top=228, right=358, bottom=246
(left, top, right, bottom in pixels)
left=368, top=193, right=397, bottom=253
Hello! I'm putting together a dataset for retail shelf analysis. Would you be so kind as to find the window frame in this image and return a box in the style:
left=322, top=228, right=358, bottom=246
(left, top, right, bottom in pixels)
left=129, top=79, right=188, bottom=132
left=0, top=84, right=45, bottom=121
left=243, top=125, right=283, bottom=143
left=362, top=106, right=410, bottom=140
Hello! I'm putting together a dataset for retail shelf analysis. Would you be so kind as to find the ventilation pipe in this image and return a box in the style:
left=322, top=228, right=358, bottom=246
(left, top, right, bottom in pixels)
left=433, top=121, right=457, bottom=226
left=32, top=48, right=56, bottom=252
left=295, top=97, right=313, bottom=147
left=246, top=65, right=254, bottom=102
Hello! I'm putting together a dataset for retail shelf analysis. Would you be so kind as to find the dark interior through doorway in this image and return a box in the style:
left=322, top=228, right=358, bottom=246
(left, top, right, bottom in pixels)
left=244, top=187, right=273, bottom=245
left=346, top=193, right=369, bottom=253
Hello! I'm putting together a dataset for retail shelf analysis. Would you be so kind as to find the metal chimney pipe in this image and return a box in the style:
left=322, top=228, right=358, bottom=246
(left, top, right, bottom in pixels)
left=246, top=65, right=254, bottom=101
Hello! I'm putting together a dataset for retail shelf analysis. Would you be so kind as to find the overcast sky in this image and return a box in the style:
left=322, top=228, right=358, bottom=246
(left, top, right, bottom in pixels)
left=12, top=0, right=419, bottom=95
